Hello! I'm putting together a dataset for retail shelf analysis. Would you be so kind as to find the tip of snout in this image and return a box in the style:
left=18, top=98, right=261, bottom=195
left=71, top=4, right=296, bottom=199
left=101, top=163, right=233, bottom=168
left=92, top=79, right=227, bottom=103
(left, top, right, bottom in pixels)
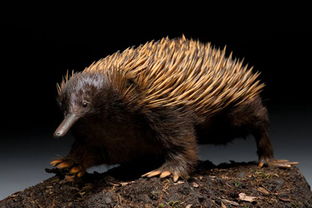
left=53, top=131, right=65, bottom=138
left=54, top=113, right=79, bottom=138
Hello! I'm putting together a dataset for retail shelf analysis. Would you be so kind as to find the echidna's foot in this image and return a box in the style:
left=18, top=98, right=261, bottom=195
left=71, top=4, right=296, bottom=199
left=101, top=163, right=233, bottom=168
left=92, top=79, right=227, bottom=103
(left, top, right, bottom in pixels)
left=141, top=161, right=189, bottom=182
left=66, top=165, right=86, bottom=181
left=257, top=156, right=271, bottom=168
left=258, top=157, right=299, bottom=168
left=50, top=158, right=86, bottom=181
left=268, top=159, right=299, bottom=168
left=142, top=169, right=181, bottom=182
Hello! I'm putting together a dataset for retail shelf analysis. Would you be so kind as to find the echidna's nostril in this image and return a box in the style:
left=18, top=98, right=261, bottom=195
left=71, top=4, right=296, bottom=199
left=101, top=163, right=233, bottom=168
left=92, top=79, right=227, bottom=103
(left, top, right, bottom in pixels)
left=53, top=131, right=62, bottom=138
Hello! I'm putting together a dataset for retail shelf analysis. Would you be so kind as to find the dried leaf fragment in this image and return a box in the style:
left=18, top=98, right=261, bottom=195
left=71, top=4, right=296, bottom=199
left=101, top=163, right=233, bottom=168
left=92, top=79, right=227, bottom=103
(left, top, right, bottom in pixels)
left=238, top=193, right=257, bottom=202
left=257, top=187, right=270, bottom=195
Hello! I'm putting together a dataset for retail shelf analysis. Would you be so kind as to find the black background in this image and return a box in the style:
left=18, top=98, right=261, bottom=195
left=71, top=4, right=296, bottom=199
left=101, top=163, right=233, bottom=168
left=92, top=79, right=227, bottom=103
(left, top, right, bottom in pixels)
left=0, top=9, right=311, bottom=199
left=1, top=21, right=310, bottom=134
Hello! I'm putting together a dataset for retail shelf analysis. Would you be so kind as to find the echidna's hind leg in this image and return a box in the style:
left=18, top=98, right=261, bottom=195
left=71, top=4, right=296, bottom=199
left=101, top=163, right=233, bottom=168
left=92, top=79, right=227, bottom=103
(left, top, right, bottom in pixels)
left=227, top=97, right=273, bottom=166
left=251, top=111, right=274, bottom=167
left=247, top=99, right=298, bottom=168
left=252, top=109, right=299, bottom=168
left=230, top=96, right=298, bottom=168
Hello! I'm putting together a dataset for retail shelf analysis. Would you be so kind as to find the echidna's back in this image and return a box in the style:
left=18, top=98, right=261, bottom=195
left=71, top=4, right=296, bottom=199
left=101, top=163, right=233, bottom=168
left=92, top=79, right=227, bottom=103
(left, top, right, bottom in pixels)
left=85, top=37, right=264, bottom=117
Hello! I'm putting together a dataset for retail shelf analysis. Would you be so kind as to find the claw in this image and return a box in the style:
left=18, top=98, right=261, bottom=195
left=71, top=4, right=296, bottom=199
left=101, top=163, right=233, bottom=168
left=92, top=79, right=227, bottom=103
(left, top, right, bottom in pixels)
left=69, top=167, right=81, bottom=174
left=68, top=166, right=85, bottom=179
left=272, top=159, right=299, bottom=165
left=141, top=171, right=150, bottom=177
left=258, top=157, right=299, bottom=168
left=258, top=160, right=265, bottom=168
left=160, top=171, right=171, bottom=178
left=77, top=172, right=85, bottom=178
left=274, top=159, right=289, bottom=162
left=50, top=159, right=62, bottom=167
left=56, top=162, right=73, bottom=169
left=258, top=155, right=272, bottom=168
left=141, top=172, right=149, bottom=177
left=173, top=174, right=179, bottom=182
left=142, top=170, right=158, bottom=177
left=50, top=158, right=86, bottom=181
left=145, top=170, right=162, bottom=177
left=142, top=169, right=181, bottom=182
left=269, top=159, right=299, bottom=168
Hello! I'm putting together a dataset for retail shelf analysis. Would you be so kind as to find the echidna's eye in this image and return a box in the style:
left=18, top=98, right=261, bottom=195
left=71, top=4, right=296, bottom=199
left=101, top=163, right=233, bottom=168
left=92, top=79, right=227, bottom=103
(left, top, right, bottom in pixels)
left=82, top=101, right=88, bottom=107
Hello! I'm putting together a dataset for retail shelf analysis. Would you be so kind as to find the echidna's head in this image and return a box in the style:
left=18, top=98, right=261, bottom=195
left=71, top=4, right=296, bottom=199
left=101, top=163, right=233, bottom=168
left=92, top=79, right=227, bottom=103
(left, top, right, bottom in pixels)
left=54, top=72, right=112, bottom=137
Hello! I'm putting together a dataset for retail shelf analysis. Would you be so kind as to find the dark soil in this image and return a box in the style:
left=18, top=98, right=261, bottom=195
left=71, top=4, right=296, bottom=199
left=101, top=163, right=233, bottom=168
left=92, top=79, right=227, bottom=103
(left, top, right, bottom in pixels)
left=1, top=161, right=311, bottom=208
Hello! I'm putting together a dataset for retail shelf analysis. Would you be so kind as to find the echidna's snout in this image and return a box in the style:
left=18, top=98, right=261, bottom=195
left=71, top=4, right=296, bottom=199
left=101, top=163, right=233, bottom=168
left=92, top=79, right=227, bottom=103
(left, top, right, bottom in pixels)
left=54, top=113, right=80, bottom=138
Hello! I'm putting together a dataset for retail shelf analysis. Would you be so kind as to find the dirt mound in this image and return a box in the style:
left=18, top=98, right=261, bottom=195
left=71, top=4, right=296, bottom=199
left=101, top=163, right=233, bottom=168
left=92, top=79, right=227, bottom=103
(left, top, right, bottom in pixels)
left=1, top=161, right=311, bottom=208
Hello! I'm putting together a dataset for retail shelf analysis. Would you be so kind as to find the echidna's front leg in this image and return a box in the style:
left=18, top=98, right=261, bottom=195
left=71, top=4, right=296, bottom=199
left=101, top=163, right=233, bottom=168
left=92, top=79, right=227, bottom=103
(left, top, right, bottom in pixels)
left=142, top=128, right=198, bottom=182
left=142, top=155, right=198, bottom=182
left=50, top=140, right=104, bottom=181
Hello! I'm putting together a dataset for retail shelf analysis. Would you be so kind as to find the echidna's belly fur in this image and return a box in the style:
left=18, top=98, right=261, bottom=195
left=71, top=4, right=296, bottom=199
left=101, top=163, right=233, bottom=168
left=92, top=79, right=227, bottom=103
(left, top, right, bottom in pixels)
left=195, top=113, right=250, bottom=145
left=73, top=117, right=163, bottom=164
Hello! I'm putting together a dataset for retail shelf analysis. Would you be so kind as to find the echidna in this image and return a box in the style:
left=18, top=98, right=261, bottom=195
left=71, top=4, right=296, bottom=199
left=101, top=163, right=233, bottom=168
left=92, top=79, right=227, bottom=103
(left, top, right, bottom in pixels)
left=51, top=36, right=295, bottom=182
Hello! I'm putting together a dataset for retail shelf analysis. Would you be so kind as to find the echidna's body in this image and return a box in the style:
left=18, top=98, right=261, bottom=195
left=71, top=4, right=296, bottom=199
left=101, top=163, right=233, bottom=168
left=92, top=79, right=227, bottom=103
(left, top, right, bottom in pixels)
left=52, top=37, right=274, bottom=181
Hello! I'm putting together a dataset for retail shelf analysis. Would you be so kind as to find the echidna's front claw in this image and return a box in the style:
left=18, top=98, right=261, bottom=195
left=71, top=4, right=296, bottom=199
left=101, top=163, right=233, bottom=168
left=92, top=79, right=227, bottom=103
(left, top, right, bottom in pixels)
left=50, top=159, right=63, bottom=167
left=50, top=158, right=85, bottom=181
left=69, top=166, right=81, bottom=174
left=69, top=166, right=85, bottom=178
left=56, top=161, right=73, bottom=169
left=51, top=158, right=74, bottom=169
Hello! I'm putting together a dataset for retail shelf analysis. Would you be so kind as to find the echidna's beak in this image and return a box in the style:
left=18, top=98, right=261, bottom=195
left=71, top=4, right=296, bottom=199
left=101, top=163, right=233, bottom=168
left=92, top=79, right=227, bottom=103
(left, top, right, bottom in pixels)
left=54, top=113, right=79, bottom=138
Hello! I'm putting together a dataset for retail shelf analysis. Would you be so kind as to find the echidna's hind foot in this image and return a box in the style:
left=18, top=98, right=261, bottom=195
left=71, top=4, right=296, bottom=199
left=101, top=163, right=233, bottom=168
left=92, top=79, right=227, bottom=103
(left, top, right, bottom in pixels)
left=250, top=105, right=298, bottom=168
left=257, top=155, right=271, bottom=168
left=258, top=158, right=299, bottom=168
left=50, top=158, right=86, bottom=181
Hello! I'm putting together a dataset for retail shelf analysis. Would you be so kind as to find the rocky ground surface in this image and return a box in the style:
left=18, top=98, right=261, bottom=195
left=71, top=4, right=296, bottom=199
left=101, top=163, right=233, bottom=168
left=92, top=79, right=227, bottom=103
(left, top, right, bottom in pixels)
left=1, top=161, right=312, bottom=208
